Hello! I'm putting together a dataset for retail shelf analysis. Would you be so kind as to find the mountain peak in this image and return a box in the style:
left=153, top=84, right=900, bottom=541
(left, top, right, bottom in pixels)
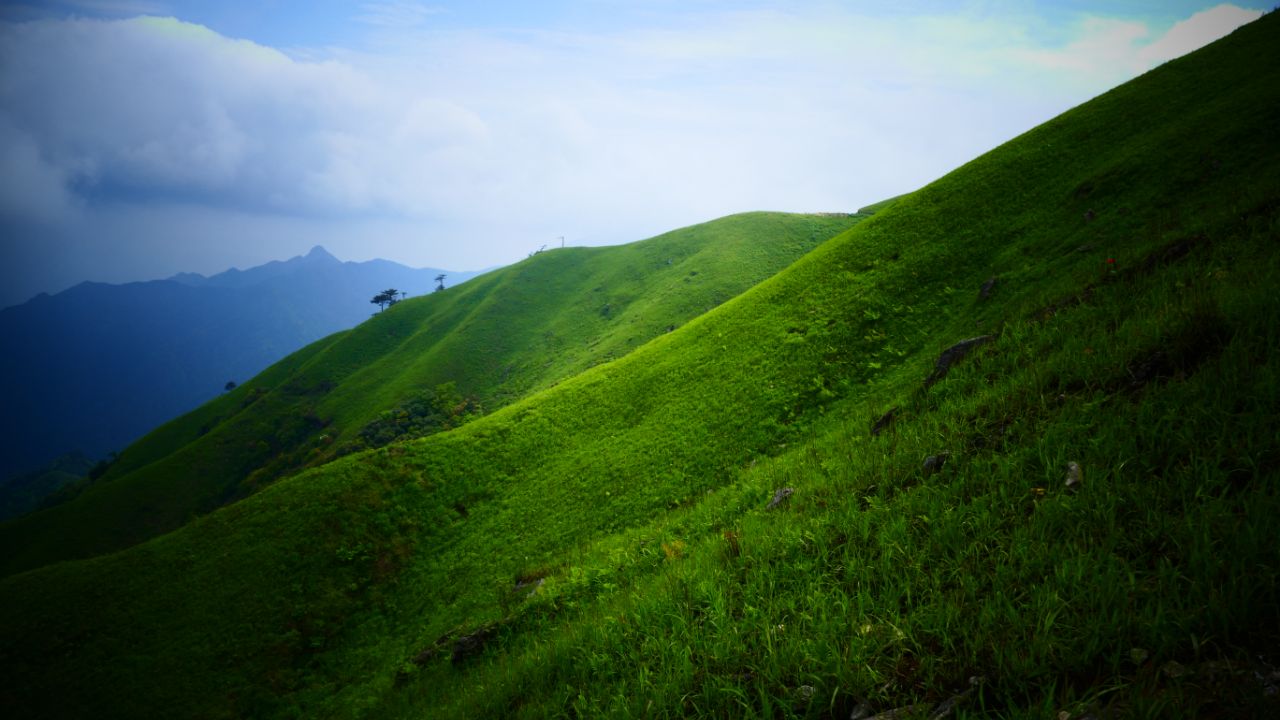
left=303, top=245, right=338, bottom=263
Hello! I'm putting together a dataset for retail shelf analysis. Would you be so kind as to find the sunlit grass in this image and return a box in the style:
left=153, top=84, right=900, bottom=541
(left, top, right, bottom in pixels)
left=0, top=212, right=862, bottom=578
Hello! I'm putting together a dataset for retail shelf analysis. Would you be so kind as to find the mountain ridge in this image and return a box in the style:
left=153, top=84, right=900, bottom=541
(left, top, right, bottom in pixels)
left=0, top=247, right=485, bottom=486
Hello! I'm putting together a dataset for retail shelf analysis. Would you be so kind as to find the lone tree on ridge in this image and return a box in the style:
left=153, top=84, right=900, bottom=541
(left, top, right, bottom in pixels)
left=371, top=288, right=401, bottom=312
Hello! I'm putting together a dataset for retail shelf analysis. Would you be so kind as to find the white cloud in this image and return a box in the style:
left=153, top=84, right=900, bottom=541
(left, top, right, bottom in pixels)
left=356, top=1, right=446, bottom=28
left=4, top=6, right=1263, bottom=228
left=1013, top=3, right=1263, bottom=89
left=1139, top=4, right=1263, bottom=66
left=0, top=4, right=1268, bottom=307
left=0, top=16, right=411, bottom=217
left=1015, top=16, right=1151, bottom=74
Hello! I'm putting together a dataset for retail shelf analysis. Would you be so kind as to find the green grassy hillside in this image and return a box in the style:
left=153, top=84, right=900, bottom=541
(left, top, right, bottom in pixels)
left=0, top=212, right=860, bottom=578
left=856, top=192, right=912, bottom=215
left=3, top=12, right=1279, bottom=720
left=0, top=452, right=94, bottom=521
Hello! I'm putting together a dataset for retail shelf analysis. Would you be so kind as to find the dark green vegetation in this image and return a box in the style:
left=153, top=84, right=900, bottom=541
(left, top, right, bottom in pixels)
left=0, top=452, right=93, bottom=521
left=346, top=382, right=480, bottom=454
left=3, top=14, right=1280, bottom=720
left=0, top=212, right=862, bottom=577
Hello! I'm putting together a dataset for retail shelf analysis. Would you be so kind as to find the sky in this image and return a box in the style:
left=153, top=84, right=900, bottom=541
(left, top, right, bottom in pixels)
left=0, top=1, right=1269, bottom=308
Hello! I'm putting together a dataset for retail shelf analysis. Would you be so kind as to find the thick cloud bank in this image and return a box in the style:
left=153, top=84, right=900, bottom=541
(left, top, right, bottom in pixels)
left=0, top=16, right=475, bottom=218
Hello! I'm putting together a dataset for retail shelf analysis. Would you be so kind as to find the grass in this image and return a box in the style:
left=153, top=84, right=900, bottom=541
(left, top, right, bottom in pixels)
left=398, top=226, right=1279, bottom=718
left=1, top=11, right=1279, bottom=720
left=0, top=211, right=862, bottom=578
left=856, top=192, right=912, bottom=215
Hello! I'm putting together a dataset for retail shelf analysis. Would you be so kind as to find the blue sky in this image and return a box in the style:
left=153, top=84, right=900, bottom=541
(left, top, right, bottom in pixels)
left=3, top=1, right=1259, bottom=47
left=0, top=1, right=1269, bottom=307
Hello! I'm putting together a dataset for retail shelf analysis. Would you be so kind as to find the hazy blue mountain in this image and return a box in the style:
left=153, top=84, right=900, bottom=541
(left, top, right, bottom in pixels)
left=0, top=247, right=484, bottom=496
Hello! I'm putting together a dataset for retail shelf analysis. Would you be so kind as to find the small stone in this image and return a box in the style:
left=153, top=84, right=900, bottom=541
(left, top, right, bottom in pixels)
left=928, top=695, right=963, bottom=719
left=767, top=487, right=795, bottom=510
left=1259, top=666, right=1280, bottom=696
left=922, top=453, right=949, bottom=476
left=1065, top=461, right=1083, bottom=491
left=866, top=704, right=930, bottom=720
left=927, top=676, right=982, bottom=719
left=925, top=335, right=994, bottom=387
left=411, top=633, right=452, bottom=666
left=451, top=625, right=496, bottom=665
left=849, top=701, right=874, bottom=720
left=514, top=577, right=545, bottom=598
left=979, top=276, right=998, bottom=300
left=871, top=407, right=899, bottom=436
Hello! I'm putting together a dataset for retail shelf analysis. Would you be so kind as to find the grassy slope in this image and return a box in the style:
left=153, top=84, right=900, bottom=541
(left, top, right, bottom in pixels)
left=2, top=14, right=1279, bottom=720
left=0, top=212, right=860, bottom=578
left=0, top=453, right=94, bottom=522
left=857, top=192, right=912, bottom=215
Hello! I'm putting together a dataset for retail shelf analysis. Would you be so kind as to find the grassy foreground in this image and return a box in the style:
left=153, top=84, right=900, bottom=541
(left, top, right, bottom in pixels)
left=2, top=12, right=1279, bottom=720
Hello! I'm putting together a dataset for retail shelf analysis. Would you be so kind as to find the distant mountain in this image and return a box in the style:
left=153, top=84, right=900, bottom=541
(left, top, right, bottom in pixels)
left=0, top=247, right=484, bottom=494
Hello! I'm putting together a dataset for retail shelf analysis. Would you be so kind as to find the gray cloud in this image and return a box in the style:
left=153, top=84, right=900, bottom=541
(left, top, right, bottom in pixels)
left=0, top=5, right=1265, bottom=308
left=0, top=16, right=400, bottom=217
